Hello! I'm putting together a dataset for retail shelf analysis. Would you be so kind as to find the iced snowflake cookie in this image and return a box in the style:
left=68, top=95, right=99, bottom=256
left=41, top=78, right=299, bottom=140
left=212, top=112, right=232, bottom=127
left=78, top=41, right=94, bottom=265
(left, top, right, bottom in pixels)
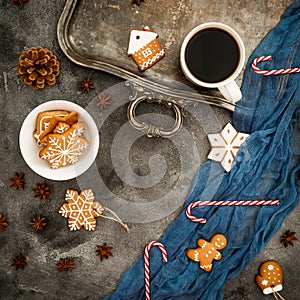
left=39, top=122, right=88, bottom=169
left=34, top=110, right=78, bottom=145
left=186, top=234, right=227, bottom=272
left=59, top=189, right=129, bottom=231
left=59, top=189, right=102, bottom=231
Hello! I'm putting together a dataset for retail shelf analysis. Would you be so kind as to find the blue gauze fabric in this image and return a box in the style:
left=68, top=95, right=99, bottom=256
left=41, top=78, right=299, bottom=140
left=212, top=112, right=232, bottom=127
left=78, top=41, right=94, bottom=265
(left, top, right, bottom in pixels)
left=105, top=1, right=300, bottom=299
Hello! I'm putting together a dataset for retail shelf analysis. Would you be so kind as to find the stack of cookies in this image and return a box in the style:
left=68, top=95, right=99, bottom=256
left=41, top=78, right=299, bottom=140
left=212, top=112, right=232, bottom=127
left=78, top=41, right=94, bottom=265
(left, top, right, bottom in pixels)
left=33, top=110, right=89, bottom=169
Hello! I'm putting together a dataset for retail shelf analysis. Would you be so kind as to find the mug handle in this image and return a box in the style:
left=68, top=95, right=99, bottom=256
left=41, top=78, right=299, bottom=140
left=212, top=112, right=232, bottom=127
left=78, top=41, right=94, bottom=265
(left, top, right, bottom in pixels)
left=218, top=80, right=242, bottom=103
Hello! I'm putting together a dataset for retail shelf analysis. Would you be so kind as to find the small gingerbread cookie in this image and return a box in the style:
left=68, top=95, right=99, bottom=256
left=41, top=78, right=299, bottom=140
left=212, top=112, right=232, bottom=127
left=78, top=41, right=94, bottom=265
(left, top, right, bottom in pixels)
left=127, top=26, right=165, bottom=71
left=34, top=111, right=79, bottom=145
left=40, top=120, right=84, bottom=145
left=33, top=110, right=69, bottom=145
left=186, top=234, right=227, bottom=272
left=256, top=261, right=283, bottom=295
left=39, top=122, right=88, bottom=169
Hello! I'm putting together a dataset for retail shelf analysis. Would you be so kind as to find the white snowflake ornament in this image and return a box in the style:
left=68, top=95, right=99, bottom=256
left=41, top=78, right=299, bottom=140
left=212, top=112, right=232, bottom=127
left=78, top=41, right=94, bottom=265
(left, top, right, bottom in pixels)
left=207, top=123, right=249, bottom=172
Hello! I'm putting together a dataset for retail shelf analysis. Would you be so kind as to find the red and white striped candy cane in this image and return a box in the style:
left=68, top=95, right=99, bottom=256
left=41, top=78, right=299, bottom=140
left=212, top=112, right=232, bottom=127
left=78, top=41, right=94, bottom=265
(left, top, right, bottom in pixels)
left=144, top=241, right=168, bottom=300
left=186, top=200, right=280, bottom=223
left=252, top=55, right=300, bottom=76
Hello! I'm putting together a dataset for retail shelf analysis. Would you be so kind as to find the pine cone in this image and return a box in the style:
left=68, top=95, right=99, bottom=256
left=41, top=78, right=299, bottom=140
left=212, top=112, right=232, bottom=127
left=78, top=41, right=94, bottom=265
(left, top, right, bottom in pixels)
left=16, top=46, right=60, bottom=89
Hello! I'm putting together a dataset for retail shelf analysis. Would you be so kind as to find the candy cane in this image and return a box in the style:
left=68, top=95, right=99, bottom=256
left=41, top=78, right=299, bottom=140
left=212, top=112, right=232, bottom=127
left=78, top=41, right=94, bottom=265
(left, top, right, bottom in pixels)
left=144, top=241, right=168, bottom=300
left=252, top=55, right=300, bottom=76
left=186, top=200, right=280, bottom=223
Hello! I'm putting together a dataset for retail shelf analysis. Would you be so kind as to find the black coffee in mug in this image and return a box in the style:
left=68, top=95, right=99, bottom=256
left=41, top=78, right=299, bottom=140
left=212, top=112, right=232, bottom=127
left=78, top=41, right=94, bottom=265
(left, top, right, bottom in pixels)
left=185, top=28, right=240, bottom=83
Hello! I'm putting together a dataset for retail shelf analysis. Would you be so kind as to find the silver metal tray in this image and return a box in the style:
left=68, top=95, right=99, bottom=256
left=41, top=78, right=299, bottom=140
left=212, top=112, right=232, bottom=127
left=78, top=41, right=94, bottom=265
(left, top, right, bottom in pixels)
left=57, top=0, right=291, bottom=112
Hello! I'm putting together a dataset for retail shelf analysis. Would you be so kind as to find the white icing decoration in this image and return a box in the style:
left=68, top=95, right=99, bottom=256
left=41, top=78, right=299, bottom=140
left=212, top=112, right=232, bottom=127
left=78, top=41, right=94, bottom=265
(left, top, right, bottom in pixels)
left=200, top=264, right=212, bottom=270
left=261, top=279, right=269, bottom=286
left=127, top=29, right=158, bottom=55
left=193, top=251, right=199, bottom=262
left=55, top=123, right=69, bottom=134
left=140, top=49, right=165, bottom=70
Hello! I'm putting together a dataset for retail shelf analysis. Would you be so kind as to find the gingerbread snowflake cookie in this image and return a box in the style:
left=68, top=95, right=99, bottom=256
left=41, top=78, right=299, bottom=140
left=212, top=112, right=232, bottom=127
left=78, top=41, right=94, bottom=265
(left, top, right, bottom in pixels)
left=186, top=234, right=227, bottom=272
left=39, top=122, right=88, bottom=169
left=59, top=189, right=103, bottom=231
left=127, top=26, right=165, bottom=71
left=59, top=189, right=129, bottom=232
left=256, top=261, right=283, bottom=295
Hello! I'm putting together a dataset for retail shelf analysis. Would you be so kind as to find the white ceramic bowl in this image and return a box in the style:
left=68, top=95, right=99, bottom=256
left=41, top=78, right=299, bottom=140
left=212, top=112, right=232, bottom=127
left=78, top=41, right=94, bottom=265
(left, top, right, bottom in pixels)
left=19, top=100, right=99, bottom=181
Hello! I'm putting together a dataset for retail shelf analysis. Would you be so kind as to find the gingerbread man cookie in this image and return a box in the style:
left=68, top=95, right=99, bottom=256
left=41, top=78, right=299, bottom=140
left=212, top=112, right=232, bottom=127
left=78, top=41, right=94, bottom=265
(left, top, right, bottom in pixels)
left=256, top=261, right=283, bottom=295
left=186, top=234, right=227, bottom=272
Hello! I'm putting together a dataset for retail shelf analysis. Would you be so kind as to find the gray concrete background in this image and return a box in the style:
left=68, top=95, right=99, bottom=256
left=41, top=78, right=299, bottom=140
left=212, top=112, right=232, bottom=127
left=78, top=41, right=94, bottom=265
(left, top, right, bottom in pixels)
left=0, top=0, right=299, bottom=299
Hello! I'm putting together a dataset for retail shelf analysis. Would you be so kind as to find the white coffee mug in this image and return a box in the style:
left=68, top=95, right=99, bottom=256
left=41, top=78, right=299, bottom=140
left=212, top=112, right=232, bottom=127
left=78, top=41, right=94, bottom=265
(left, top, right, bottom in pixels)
left=180, top=22, right=245, bottom=103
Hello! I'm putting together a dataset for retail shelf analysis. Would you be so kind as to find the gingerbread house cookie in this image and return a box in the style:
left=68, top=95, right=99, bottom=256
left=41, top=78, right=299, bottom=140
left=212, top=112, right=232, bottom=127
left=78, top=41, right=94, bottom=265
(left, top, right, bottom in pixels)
left=127, top=26, right=165, bottom=71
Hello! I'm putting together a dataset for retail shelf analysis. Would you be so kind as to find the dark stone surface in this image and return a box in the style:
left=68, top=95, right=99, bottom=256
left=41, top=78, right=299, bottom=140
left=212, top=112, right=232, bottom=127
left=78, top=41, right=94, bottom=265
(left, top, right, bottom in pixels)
left=0, top=1, right=298, bottom=299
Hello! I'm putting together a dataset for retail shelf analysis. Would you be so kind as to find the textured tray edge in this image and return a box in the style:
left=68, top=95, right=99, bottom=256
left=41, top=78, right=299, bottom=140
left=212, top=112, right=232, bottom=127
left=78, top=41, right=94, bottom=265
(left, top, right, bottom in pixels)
left=56, top=0, right=235, bottom=112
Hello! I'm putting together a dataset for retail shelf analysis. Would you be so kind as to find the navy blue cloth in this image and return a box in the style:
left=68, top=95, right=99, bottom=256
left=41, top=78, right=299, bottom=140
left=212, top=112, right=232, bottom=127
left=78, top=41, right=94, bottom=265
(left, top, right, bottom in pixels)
left=105, top=1, right=300, bottom=299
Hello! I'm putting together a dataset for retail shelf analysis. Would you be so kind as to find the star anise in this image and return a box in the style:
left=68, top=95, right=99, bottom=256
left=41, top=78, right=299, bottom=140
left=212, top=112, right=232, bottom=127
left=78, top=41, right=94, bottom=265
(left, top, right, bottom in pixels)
left=9, top=172, right=25, bottom=190
left=80, top=77, right=94, bottom=93
left=96, top=243, right=113, bottom=261
left=11, top=254, right=27, bottom=270
left=95, top=92, right=111, bottom=111
left=280, top=230, right=298, bottom=248
left=33, top=182, right=52, bottom=201
left=29, top=216, right=47, bottom=232
left=132, top=0, right=144, bottom=5
left=12, top=0, right=29, bottom=6
left=56, top=257, right=76, bottom=273
left=0, top=212, right=9, bottom=232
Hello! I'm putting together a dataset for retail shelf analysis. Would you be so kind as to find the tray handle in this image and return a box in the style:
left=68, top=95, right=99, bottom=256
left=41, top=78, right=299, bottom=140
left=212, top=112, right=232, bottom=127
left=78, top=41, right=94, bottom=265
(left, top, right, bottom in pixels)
left=127, top=96, right=182, bottom=138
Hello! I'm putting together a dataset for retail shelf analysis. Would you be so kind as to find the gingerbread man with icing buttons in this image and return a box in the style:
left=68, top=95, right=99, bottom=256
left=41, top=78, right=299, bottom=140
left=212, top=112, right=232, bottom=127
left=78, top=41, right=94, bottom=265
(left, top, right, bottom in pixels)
left=186, top=234, right=227, bottom=272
